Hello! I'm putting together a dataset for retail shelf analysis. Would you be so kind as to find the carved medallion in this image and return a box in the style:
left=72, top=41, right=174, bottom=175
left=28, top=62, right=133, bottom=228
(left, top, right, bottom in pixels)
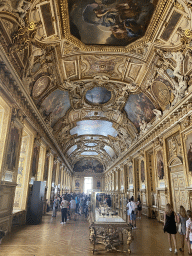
left=152, top=81, right=170, bottom=107
left=32, top=76, right=50, bottom=98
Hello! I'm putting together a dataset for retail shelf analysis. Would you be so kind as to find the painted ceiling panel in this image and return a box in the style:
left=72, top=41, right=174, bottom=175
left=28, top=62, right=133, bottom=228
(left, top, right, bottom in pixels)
left=74, top=159, right=104, bottom=173
left=67, top=145, right=77, bottom=155
left=41, top=89, right=71, bottom=126
left=85, top=87, right=111, bottom=104
left=124, top=93, right=155, bottom=131
left=81, top=151, right=98, bottom=155
left=68, top=0, right=157, bottom=46
left=70, top=120, right=118, bottom=137
left=104, top=145, right=115, bottom=158
left=85, top=143, right=98, bottom=146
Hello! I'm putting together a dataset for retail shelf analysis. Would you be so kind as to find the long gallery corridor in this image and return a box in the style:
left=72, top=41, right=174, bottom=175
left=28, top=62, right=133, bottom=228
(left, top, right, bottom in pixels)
left=0, top=213, right=190, bottom=256
left=2, top=0, right=192, bottom=255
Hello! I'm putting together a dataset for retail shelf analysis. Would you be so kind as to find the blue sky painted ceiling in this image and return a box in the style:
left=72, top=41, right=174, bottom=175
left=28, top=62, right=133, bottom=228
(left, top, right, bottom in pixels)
left=81, top=152, right=98, bottom=156
left=104, top=145, right=115, bottom=158
left=67, top=145, right=78, bottom=155
left=70, top=120, right=118, bottom=137
left=85, top=87, right=111, bottom=104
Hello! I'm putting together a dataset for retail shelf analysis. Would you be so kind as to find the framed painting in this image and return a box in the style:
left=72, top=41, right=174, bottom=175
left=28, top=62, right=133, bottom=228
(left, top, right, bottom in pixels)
left=31, top=145, right=40, bottom=178
left=156, top=150, right=164, bottom=180
left=43, top=155, right=49, bottom=181
left=141, top=160, right=145, bottom=183
left=6, top=126, right=21, bottom=171
left=185, top=132, right=192, bottom=173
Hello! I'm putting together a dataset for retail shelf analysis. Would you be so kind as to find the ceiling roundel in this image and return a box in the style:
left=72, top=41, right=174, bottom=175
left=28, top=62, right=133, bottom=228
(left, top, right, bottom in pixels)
left=85, top=87, right=111, bottom=105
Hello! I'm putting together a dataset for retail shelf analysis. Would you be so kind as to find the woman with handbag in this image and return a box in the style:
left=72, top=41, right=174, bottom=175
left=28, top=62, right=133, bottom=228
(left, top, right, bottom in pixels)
left=164, top=203, right=178, bottom=254
left=177, top=205, right=187, bottom=252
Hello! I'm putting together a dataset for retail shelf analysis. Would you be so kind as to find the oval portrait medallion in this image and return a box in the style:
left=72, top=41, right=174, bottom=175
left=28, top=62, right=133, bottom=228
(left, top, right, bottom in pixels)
left=32, top=76, right=50, bottom=98
left=152, top=81, right=170, bottom=107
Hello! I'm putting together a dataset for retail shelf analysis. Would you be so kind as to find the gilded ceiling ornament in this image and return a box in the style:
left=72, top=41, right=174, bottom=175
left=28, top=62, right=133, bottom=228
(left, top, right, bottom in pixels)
left=174, top=1, right=185, bottom=12
left=93, top=75, right=110, bottom=86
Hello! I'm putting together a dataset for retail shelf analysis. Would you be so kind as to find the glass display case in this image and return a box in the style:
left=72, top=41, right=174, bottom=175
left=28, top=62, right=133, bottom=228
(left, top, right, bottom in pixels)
left=90, top=192, right=126, bottom=224
left=89, top=192, right=132, bottom=254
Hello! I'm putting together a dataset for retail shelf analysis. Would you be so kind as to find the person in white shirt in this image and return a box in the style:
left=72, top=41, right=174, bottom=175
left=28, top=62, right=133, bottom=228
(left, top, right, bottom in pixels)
left=60, top=196, right=68, bottom=224
left=186, top=210, right=192, bottom=255
left=126, top=199, right=131, bottom=225
left=70, top=197, right=76, bottom=221
left=128, top=197, right=137, bottom=229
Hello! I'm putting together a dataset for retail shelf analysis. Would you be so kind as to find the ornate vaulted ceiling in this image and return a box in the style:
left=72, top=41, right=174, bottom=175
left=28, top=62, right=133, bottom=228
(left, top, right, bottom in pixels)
left=1, top=0, right=191, bottom=172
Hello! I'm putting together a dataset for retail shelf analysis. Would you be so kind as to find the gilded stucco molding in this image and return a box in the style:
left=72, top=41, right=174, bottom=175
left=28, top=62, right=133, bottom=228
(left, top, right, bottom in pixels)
left=0, top=46, right=73, bottom=173
left=105, top=93, right=192, bottom=173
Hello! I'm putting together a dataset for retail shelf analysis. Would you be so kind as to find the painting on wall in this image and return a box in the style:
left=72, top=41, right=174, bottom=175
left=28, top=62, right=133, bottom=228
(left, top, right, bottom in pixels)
left=156, top=150, right=164, bottom=180
left=74, top=158, right=104, bottom=173
left=124, top=93, right=155, bottom=131
left=31, top=145, right=40, bottom=177
left=52, top=162, right=57, bottom=184
left=43, top=155, right=49, bottom=181
left=6, top=127, right=20, bottom=171
left=41, top=89, right=71, bottom=127
left=141, top=160, right=145, bottom=183
left=97, top=180, right=101, bottom=188
left=128, top=164, right=133, bottom=184
left=75, top=179, right=80, bottom=188
left=185, top=133, right=192, bottom=172
left=68, top=0, right=157, bottom=46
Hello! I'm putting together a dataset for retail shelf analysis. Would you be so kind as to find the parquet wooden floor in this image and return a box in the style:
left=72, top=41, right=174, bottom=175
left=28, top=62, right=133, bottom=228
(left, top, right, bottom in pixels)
left=0, top=212, right=191, bottom=256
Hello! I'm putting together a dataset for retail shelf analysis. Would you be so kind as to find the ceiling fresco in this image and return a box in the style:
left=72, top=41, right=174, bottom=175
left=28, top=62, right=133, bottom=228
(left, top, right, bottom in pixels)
left=1, top=0, right=186, bottom=172
left=70, top=120, right=118, bottom=137
left=73, top=159, right=104, bottom=173
left=104, top=145, right=115, bottom=158
left=85, top=87, right=112, bottom=104
left=81, top=152, right=99, bottom=156
left=67, top=145, right=78, bottom=155
left=68, top=0, right=157, bottom=46
left=124, top=93, right=156, bottom=131
left=41, top=90, right=71, bottom=127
